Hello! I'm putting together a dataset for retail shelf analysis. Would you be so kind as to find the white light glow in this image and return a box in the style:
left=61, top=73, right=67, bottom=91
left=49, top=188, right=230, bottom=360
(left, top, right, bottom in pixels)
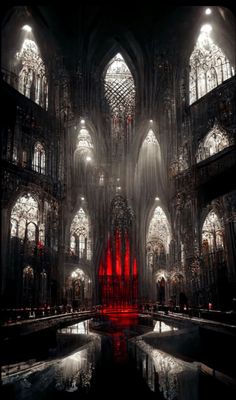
left=81, top=197, right=85, bottom=200
left=22, top=25, right=32, bottom=32
left=205, top=8, right=212, bottom=15
left=150, top=119, right=153, bottom=123
left=200, top=24, right=212, bottom=33
left=81, top=119, right=85, bottom=125
left=86, top=156, right=92, bottom=161
left=155, top=197, right=159, bottom=201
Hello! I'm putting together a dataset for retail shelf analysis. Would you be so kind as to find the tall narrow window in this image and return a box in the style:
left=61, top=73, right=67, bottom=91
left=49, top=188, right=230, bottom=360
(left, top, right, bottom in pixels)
left=16, top=31, right=48, bottom=109
left=147, top=206, right=171, bottom=271
left=33, top=142, right=45, bottom=174
left=104, top=53, right=135, bottom=159
left=189, top=24, right=234, bottom=104
left=70, top=208, right=91, bottom=260
left=196, top=123, right=230, bottom=162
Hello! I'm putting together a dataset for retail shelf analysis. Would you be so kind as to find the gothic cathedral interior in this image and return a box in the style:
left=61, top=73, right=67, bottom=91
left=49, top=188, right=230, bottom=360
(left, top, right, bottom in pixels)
left=1, top=5, right=236, bottom=400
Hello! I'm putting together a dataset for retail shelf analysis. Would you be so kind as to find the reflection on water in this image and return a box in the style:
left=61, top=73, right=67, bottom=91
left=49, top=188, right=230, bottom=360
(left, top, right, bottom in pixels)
left=2, top=320, right=101, bottom=399
left=55, top=342, right=98, bottom=393
left=58, top=320, right=89, bottom=334
left=129, top=337, right=199, bottom=400
left=3, top=316, right=210, bottom=400
left=153, top=320, right=178, bottom=333
left=91, top=312, right=138, bottom=363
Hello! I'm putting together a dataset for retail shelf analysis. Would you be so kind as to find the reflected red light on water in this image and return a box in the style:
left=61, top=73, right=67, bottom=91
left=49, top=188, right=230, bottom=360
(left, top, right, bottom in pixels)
left=106, top=312, right=138, bottom=363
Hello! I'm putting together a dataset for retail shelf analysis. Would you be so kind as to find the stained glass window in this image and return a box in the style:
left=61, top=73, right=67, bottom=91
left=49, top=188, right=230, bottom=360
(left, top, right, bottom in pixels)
left=11, top=194, right=39, bottom=241
left=104, top=53, right=135, bottom=158
left=202, top=210, right=224, bottom=251
left=32, top=142, right=46, bottom=174
left=189, top=24, right=234, bottom=105
left=70, top=208, right=91, bottom=260
left=196, top=124, right=230, bottom=162
left=16, top=37, right=48, bottom=109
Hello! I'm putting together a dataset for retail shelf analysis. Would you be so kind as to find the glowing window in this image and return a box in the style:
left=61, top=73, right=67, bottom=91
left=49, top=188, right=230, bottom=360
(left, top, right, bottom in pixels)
left=196, top=124, right=230, bottom=162
left=16, top=37, right=48, bottom=109
left=144, top=129, right=158, bottom=145
left=11, top=194, right=39, bottom=241
left=104, top=53, right=135, bottom=158
left=70, top=208, right=91, bottom=260
left=202, top=210, right=223, bottom=251
left=189, top=24, right=234, bottom=104
left=147, top=206, right=171, bottom=254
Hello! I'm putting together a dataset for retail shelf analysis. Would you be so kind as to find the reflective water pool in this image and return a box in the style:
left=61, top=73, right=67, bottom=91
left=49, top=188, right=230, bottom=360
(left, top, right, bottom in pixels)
left=2, top=315, right=235, bottom=400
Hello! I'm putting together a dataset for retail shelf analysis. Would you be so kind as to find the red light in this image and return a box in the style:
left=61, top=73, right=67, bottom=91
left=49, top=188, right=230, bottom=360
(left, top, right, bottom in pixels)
left=99, top=232, right=138, bottom=309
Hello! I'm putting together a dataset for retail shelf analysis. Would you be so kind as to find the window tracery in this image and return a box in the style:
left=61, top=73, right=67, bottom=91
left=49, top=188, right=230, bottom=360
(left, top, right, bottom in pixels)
left=104, top=53, right=135, bottom=158
left=202, top=210, right=224, bottom=252
left=70, top=208, right=91, bottom=260
left=10, top=194, right=39, bottom=241
left=16, top=37, right=48, bottom=109
left=147, top=206, right=171, bottom=254
left=144, top=129, right=158, bottom=145
left=196, top=124, right=230, bottom=162
left=189, top=24, right=234, bottom=104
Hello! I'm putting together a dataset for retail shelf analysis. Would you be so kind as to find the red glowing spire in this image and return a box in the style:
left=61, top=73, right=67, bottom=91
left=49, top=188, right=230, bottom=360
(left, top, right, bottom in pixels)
left=115, top=231, right=122, bottom=276
left=124, top=235, right=130, bottom=277
left=99, top=261, right=105, bottom=276
left=106, top=239, right=113, bottom=275
left=133, top=258, right=137, bottom=276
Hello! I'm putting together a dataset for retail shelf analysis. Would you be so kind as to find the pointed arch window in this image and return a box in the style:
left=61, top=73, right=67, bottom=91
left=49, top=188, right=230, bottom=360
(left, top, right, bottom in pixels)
left=196, top=124, right=230, bottom=163
left=33, top=142, right=45, bottom=174
left=189, top=24, right=234, bottom=104
left=70, top=208, right=91, bottom=260
left=104, top=53, right=135, bottom=158
left=16, top=34, right=48, bottom=110
left=10, top=193, right=39, bottom=242
left=144, top=129, right=159, bottom=145
left=147, top=206, right=171, bottom=255
left=202, top=210, right=224, bottom=252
